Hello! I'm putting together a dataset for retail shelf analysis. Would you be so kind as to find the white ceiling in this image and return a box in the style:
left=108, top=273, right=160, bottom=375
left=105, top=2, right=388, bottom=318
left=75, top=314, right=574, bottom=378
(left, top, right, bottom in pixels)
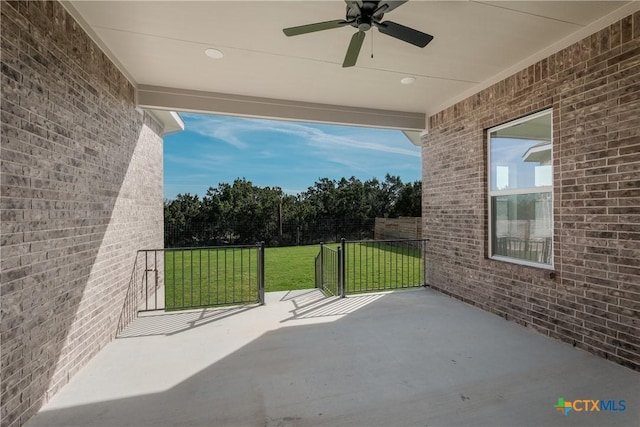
left=64, top=1, right=636, bottom=130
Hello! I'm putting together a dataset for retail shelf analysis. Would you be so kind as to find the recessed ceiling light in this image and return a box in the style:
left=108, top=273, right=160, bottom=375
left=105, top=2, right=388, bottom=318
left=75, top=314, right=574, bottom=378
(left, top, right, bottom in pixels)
left=205, top=48, right=224, bottom=59
left=401, top=77, right=416, bottom=85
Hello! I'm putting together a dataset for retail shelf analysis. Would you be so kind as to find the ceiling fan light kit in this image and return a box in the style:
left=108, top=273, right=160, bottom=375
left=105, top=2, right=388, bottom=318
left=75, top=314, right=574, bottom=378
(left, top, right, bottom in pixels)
left=283, top=0, right=433, bottom=68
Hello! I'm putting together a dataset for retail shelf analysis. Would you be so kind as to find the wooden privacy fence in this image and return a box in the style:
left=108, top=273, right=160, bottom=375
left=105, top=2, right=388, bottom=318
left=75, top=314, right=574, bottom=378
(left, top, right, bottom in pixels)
left=374, top=217, right=422, bottom=240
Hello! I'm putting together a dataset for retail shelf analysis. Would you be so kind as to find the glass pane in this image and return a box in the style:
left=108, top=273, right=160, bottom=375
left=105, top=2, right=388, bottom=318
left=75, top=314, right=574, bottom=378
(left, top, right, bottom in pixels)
left=490, top=111, right=552, bottom=191
left=492, top=193, right=552, bottom=265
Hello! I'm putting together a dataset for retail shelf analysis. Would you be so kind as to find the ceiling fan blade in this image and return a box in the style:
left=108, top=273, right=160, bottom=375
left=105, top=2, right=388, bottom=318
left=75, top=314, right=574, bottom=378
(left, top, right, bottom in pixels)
left=283, top=20, right=349, bottom=37
left=343, top=31, right=366, bottom=67
left=376, top=21, right=433, bottom=47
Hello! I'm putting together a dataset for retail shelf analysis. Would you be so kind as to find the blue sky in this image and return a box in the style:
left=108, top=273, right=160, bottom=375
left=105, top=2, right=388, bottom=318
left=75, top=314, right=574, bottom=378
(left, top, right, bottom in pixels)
left=163, top=113, right=422, bottom=200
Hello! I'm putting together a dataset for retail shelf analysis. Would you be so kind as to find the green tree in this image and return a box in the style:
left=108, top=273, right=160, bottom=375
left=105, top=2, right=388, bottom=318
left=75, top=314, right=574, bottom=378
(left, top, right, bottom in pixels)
left=382, top=174, right=404, bottom=217
left=336, top=176, right=367, bottom=220
left=303, top=177, right=338, bottom=219
left=164, top=174, right=421, bottom=248
left=394, top=180, right=422, bottom=217
left=164, top=193, right=203, bottom=225
left=203, top=178, right=284, bottom=244
left=364, top=177, right=387, bottom=218
left=164, top=194, right=204, bottom=246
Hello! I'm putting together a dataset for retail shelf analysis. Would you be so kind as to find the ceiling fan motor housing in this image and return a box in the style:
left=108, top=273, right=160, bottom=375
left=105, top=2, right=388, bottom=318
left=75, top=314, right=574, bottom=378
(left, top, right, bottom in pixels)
left=348, top=1, right=384, bottom=32
left=357, top=19, right=372, bottom=32
left=282, top=0, right=434, bottom=68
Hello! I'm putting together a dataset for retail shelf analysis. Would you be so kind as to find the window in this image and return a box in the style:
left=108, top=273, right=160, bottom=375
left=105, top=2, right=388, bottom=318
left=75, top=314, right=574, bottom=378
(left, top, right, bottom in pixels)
left=488, top=110, right=553, bottom=268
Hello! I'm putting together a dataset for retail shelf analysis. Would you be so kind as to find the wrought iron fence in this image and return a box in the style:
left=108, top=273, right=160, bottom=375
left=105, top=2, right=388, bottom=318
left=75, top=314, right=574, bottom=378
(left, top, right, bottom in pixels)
left=313, top=238, right=428, bottom=298
left=314, top=243, right=342, bottom=296
left=341, top=239, right=427, bottom=294
left=130, top=243, right=265, bottom=313
left=165, top=218, right=375, bottom=248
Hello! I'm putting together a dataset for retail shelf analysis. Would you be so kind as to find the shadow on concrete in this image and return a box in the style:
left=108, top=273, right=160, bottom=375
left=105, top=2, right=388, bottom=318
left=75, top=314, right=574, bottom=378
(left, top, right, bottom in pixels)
left=117, top=305, right=260, bottom=338
left=279, top=289, right=328, bottom=309
left=26, top=290, right=640, bottom=427
left=280, top=289, right=320, bottom=302
left=281, top=293, right=385, bottom=322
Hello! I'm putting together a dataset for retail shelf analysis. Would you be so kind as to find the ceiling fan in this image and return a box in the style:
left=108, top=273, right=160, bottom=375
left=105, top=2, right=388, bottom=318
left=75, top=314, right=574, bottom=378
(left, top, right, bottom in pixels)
left=283, top=0, right=433, bottom=68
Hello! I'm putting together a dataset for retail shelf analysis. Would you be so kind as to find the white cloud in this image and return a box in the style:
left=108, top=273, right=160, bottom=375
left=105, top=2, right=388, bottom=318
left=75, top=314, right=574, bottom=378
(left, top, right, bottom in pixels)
left=258, top=150, right=276, bottom=159
left=165, top=153, right=233, bottom=170
left=257, top=119, right=421, bottom=158
left=182, top=114, right=249, bottom=149
left=182, top=113, right=421, bottom=158
left=166, top=114, right=422, bottom=199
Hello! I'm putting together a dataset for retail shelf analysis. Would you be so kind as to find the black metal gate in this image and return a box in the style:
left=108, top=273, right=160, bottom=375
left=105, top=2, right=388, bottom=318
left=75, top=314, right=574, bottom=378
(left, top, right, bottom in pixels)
left=315, top=239, right=428, bottom=297
left=314, top=243, right=343, bottom=296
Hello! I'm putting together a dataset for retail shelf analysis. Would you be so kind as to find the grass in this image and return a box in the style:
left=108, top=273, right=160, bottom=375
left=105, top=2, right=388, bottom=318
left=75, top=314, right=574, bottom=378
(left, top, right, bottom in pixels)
left=164, top=247, right=259, bottom=309
left=344, top=242, right=423, bottom=293
left=163, top=242, right=423, bottom=309
left=264, top=245, right=318, bottom=291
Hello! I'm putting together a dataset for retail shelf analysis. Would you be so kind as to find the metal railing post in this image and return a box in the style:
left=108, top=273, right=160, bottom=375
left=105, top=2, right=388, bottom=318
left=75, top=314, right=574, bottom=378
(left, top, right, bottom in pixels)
left=319, top=242, right=324, bottom=289
left=338, top=237, right=347, bottom=298
left=337, top=247, right=343, bottom=298
left=422, top=240, right=428, bottom=287
left=258, top=241, right=265, bottom=305
left=144, top=251, right=149, bottom=311
left=154, top=250, right=158, bottom=311
left=340, top=238, right=346, bottom=298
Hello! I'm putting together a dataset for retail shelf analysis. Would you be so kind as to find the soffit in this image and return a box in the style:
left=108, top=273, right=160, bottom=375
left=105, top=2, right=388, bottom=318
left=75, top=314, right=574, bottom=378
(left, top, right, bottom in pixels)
left=65, top=1, right=635, bottom=130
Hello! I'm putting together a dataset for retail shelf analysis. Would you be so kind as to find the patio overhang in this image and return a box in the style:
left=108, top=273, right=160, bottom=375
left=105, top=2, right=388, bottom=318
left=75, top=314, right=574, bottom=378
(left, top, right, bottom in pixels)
left=137, top=84, right=426, bottom=131
left=61, top=0, right=639, bottom=131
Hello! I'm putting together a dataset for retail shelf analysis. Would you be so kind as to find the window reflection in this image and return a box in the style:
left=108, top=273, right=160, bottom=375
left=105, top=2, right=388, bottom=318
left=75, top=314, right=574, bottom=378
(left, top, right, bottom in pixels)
left=488, top=110, right=553, bottom=266
left=490, top=140, right=552, bottom=191
left=491, top=193, right=552, bottom=264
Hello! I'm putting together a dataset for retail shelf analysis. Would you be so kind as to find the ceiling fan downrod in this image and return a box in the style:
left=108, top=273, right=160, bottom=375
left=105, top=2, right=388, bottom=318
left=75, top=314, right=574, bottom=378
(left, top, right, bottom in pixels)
left=283, top=0, right=433, bottom=68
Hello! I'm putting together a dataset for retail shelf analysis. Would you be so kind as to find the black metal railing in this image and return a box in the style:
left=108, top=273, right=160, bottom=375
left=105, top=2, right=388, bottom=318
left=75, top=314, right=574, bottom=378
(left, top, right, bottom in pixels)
left=313, top=238, right=427, bottom=298
left=315, top=243, right=342, bottom=296
left=341, top=238, right=427, bottom=295
left=132, top=243, right=265, bottom=312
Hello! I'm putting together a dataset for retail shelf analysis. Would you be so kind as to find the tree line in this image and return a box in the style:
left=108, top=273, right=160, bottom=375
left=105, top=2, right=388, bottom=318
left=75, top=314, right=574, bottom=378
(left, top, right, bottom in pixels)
left=164, top=175, right=421, bottom=247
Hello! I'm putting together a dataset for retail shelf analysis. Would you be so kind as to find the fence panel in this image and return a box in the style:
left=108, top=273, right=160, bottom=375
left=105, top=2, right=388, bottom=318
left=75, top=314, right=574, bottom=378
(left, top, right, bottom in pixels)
left=342, top=239, right=427, bottom=295
left=135, top=244, right=264, bottom=312
left=315, top=243, right=340, bottom=296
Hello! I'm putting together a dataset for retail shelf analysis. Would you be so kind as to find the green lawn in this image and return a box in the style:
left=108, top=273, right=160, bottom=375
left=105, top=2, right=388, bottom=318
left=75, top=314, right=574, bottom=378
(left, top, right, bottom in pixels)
left=264, top=244, right=318, bottom=291
left=163, top=244, right=319, bottom=309
left=163, top=242, right=423, bottom=309
left=344, top=242, right=423, bottom=294
left=164, top=247, right=260, bottom=309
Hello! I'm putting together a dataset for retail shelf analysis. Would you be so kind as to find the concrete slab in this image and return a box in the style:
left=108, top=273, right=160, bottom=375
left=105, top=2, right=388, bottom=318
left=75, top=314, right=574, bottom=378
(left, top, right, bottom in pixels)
left=27, top=288, right=639, bottom=427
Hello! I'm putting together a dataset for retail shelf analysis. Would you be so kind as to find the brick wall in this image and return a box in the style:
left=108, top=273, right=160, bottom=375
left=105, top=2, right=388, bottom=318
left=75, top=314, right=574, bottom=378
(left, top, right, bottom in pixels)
left=423, top=12, right=640, bottom=370
left=374, top=217, right=422, bottom=240
left=1, top=2, right=164, bottom=426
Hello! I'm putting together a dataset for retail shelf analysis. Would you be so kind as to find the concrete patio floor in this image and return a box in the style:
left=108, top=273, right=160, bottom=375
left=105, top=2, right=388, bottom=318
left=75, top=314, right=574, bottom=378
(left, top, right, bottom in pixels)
left=28, top=288, right=638, bottom=427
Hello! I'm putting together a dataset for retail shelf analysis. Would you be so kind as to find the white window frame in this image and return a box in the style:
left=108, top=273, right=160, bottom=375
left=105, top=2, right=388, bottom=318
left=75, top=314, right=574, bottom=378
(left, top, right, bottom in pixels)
left=487, top=109, right=554, bottom=270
